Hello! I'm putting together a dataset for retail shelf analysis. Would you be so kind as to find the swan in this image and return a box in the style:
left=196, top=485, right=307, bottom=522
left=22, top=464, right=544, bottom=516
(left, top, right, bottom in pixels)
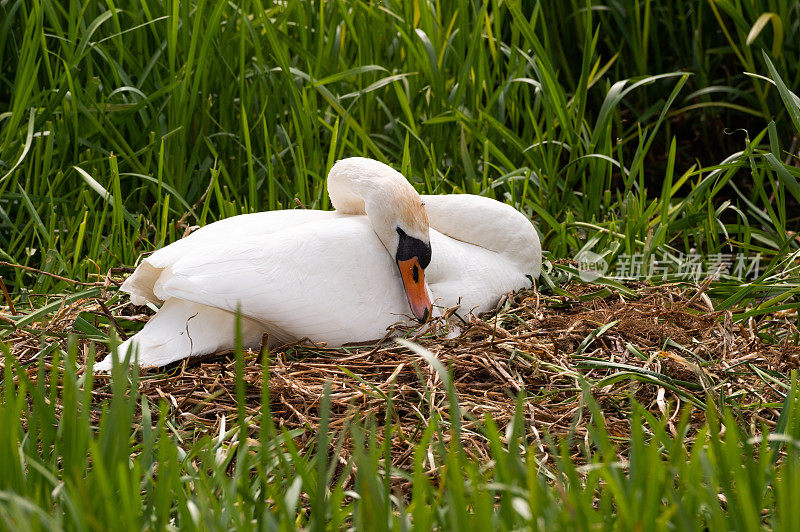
left=94, top=157, right=541, bottom=371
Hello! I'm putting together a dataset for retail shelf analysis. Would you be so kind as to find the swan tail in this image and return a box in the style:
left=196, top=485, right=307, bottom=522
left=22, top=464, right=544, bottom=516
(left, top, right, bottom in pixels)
left=119, top=260, right=165, bottom=305
left=94, top=298, right=265, bottom=372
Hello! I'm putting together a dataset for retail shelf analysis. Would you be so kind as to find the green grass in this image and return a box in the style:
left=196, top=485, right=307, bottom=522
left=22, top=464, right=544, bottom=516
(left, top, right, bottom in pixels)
left=4, top=340, right=800, bottom=530
left=1, top=0, right=798, bottom=289
left=2, top=0, right=800, bottom=528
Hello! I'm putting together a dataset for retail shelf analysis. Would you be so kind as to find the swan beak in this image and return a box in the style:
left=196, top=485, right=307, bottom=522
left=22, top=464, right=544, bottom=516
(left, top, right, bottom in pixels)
left=396, top=257, right=432, bottom=323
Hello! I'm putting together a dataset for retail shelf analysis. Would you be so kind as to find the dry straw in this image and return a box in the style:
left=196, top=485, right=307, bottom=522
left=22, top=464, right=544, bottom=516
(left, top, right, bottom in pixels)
left=5, top=275, right=797, bottom=478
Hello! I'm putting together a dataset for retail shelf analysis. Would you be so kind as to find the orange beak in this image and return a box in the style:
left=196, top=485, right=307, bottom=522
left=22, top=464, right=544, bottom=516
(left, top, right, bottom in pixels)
left=396, top=257, right=432, bottom=323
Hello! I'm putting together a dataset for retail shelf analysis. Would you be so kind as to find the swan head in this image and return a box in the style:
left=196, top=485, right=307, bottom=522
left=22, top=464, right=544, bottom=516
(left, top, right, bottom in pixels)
left=394, top=226, right=432, bottom=322
left=328, top=157, right=433, bottom=322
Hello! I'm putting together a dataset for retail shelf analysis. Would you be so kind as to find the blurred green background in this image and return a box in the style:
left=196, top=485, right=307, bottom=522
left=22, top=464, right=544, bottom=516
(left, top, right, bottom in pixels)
left=1, top=0, right=798, bottom=294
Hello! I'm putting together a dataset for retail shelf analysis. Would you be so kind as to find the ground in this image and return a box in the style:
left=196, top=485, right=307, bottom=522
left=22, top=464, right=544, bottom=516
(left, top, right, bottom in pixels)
left=6, top=268, right=797, bottom=481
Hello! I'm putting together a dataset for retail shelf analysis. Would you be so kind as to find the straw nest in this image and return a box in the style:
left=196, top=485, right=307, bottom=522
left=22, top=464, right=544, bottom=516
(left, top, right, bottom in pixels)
left=5, top=276, right=799, bottom=472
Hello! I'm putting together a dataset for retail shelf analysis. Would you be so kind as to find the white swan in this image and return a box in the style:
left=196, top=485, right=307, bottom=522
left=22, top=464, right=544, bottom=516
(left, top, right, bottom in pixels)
left=94, top=157, right=541, bottom=371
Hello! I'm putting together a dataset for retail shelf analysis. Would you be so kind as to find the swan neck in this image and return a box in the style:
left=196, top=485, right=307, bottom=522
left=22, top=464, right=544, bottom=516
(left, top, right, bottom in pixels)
left=327, top=158, right=429, bottom=252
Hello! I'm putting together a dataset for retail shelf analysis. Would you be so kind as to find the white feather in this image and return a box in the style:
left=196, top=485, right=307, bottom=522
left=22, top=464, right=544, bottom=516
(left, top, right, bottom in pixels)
left=95, top=158, right=542, bottom=371
left=93, top=298, right=266, bottom=371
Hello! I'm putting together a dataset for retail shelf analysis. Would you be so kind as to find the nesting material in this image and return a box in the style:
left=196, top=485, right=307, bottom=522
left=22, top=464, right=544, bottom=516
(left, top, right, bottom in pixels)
left=5, top=280, right=798, bottom=474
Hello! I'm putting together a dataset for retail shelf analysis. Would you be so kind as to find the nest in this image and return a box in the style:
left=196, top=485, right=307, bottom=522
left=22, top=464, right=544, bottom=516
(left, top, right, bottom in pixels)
left=4, top=279, right=799, bottom=477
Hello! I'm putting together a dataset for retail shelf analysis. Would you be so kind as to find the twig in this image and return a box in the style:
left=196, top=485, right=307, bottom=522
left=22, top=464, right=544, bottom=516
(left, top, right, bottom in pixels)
left=0, top=276, right=16, bottom=314
left=100, top=245, right=124, bottom=268
left=96, top=298, right=128, bottom=340
left=685, top=275, right=715, bottom=309
left=0, top=314, right=16, bottom=329
left=0, top=261, right=104, bottom=287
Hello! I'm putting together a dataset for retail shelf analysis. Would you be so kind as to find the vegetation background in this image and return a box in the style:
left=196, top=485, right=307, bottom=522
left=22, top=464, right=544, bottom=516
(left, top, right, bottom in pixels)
left=1, top=0, right=800, bottom=529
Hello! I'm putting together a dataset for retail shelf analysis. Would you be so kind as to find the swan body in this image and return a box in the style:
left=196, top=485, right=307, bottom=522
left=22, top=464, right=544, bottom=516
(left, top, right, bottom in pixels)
left=94, top=158, right=541, bottom=371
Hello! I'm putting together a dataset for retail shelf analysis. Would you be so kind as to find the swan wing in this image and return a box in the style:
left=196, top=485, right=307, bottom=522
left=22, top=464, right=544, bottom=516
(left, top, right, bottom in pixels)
left=426, top=229, right=530, bottom=315
left=94, top=298, right=267, bottom=371
left=420, top=193, right=540, bottom=318
left=150, top=216, right=412, bottom=346
left=422, top=194, right=541, bottom=277
left=122, top=210, right=334, bottom=305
